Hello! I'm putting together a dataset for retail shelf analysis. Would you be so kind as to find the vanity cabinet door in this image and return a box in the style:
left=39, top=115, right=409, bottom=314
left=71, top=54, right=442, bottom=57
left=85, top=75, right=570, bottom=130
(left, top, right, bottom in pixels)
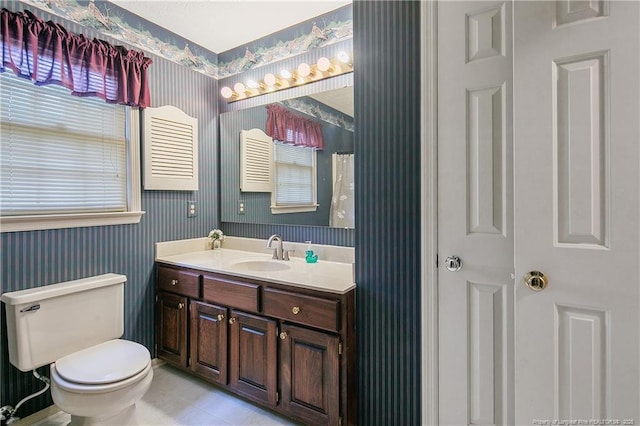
left=280, top=324, right=341, bottom=425
left=157, top=291, right=188, bottom=367
left=228, top=310, right=278, bottom=406
left=190, top=301, right=228, bottom=385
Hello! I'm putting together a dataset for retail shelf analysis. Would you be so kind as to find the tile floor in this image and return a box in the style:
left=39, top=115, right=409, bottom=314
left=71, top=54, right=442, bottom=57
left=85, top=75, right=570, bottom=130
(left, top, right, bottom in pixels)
left=18, top=362, right=300, bottom=426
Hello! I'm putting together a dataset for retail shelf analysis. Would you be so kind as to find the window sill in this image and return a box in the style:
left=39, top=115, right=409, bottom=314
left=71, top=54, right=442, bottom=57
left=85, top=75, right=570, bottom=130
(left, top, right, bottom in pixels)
left=270, top=204, right=319, bottom=215
left=0, top=211, right=146, bottom=233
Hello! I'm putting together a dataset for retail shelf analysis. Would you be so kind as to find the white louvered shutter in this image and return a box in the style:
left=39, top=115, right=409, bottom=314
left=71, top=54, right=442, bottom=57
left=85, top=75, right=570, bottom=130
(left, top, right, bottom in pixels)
left=240, top=128, right=273, bottom=192
left=143, top=106, right=198, bottom=190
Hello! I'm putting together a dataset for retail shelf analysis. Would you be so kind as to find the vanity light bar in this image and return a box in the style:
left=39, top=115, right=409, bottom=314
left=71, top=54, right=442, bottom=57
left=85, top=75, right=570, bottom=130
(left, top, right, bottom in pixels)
left=220, top=51, right=353, bottom=102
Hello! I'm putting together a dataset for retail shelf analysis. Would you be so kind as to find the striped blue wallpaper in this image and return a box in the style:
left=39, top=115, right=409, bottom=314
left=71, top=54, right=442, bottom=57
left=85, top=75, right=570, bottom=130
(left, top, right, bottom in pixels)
left=354, top=1, right=422, bottom=424
left=1, top=1, right=218, bottom=416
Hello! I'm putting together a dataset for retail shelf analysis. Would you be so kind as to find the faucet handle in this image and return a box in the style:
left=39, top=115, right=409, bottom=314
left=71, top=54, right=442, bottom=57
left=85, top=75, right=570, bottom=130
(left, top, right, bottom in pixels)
left=283, top=249, right=295, bottom=261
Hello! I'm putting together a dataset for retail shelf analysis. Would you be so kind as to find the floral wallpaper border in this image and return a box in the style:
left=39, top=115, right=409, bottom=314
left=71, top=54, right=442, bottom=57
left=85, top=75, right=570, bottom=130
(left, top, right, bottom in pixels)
left=17, top=0, right=352, bottom=80
left=282, top=96, right=354, bottom=133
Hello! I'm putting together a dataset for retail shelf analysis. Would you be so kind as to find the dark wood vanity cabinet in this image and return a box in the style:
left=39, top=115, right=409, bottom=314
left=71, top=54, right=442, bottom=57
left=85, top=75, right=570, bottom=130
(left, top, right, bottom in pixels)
left=156, top=291, right=189, bottom=367
left=280, top=323, right=341, bottom=425
left=189, top=301, right=228, bottom=384
left=155, top=263, right=356, bottom=426
left=229, top=310, right=278, bottom=406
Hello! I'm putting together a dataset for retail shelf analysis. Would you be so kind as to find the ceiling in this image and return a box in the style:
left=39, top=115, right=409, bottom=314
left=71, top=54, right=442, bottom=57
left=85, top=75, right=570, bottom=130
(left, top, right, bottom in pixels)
left=110, top=0, right=351, bottom=54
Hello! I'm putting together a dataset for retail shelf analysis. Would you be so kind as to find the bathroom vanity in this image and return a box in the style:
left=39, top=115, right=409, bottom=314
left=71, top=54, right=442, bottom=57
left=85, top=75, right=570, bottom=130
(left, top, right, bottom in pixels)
left=154, top=237, right=356, bottom=425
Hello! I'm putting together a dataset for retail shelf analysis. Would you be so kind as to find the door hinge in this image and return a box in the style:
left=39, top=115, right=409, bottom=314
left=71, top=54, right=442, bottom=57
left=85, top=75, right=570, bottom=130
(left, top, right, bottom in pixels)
left=338, top=341, right=343, bottom=355
left=339, top=416, right=343, bottom=426
left=276, top=391, right=280, bottom=403
left=436, top=254, right=439, bottom=267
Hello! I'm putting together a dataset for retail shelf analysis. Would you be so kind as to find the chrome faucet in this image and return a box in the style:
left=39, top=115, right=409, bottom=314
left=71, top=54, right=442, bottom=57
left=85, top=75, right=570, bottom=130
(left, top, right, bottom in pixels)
left=266, top=234, right=283, bottom=260
left=266, top=234, right=293, bottom=260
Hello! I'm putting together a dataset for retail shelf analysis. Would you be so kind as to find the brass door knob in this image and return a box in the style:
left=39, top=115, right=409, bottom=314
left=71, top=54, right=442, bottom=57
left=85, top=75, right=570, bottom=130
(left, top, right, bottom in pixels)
left=229, top=317, right=236, bottom=325
left=217, top=314, right=224, bottom=321
left=524, top=271, right=548, bottom=291
left=279, top=331, right=288, bottom=340
left=171, top=279, right=178, bottom=286
left=178, top=303, right=184, bottom=309
left=291, top=306, right=301, bottom=315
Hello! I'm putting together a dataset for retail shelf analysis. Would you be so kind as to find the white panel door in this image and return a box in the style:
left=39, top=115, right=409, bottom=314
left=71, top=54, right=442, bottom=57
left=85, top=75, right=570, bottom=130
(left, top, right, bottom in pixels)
left=513, top=1, right=639, bottom=424
left=437, top=2, right=515, bottom=424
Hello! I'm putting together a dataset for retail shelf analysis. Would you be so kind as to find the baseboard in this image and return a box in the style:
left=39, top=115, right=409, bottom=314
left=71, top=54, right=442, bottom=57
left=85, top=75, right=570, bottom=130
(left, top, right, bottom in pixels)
left=151, top=357, right=166, bottom=369
left=12, top=405, right=64, bottom=425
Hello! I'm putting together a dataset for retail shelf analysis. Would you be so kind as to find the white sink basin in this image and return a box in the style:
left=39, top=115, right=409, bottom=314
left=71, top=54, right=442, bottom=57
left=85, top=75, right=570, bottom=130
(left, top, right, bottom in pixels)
left=229, top=259, right=291, bottom=272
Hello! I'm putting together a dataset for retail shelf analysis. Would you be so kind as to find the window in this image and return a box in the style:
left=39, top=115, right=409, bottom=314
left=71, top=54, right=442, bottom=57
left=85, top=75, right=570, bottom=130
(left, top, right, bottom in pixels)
left=271, top=141, right=318, bottom=214
left=0, top=72, right=143, bottom=232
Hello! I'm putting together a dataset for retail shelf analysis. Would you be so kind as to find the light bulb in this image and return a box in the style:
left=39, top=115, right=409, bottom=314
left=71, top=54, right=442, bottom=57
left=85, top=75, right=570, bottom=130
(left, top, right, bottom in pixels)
left=336, top=51, right=350, bottom=64
left=264, top=73, right=277, bottom=87
left=297, top=63, right=311, bottom=77
left=280, top=69, right=292, bottom=79
left=233, top=82, right=246, bottom=94
left=246, top=79, right=259, bottom=89
left=220, top=86, right=233, bottom=99
left=317, top=57, right=331, bottom=72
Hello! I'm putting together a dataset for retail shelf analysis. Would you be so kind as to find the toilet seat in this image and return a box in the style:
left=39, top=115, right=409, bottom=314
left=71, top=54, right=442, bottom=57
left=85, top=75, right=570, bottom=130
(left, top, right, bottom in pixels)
left=51, top=339, right=151, bottom=394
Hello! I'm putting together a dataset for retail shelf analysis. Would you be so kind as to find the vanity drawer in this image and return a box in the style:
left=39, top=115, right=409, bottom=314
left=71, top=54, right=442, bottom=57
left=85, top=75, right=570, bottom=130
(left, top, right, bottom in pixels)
left=157, top=266, right=200, bottom=298
left=203, top=275, right=260, bottom=312
left=263, top=288, right=340, bottom=332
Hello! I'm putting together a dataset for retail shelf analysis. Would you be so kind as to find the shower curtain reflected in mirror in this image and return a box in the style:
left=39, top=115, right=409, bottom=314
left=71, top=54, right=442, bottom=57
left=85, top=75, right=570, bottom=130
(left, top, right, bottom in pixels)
left=330, top=153, right=355, bottom=228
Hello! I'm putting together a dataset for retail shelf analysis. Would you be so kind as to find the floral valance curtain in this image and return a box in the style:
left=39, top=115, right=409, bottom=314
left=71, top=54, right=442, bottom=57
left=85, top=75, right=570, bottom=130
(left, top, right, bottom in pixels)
left=265, top=104, right=324, bottom=150
left=1, top=9, right=152, bottom=107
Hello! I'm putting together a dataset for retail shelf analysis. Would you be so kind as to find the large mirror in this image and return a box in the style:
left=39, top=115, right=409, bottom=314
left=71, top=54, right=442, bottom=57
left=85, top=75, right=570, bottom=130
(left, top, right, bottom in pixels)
left=220, top=86, right=354, bottom=228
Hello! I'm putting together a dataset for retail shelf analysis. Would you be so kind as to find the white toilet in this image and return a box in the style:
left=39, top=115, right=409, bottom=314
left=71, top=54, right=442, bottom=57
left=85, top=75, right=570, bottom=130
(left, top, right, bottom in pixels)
left=1, top=273, right=153, bottom=425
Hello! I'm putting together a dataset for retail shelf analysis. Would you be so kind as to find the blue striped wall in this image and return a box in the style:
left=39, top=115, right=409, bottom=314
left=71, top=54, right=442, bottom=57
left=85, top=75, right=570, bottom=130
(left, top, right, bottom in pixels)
left=354, top=1, right=422, bottom=423
left=1, top=1, right=218, bottom=416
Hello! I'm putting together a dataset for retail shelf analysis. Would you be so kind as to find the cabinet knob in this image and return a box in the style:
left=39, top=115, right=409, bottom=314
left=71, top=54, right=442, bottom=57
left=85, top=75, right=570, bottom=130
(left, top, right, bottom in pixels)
left=291, top=306, right=301, bottom=315
left=171, top=279, right=178, bottom=286
left=229, top=317, right=236, bottom=325
left=217, top=314, right=225, bottom=321
left=279, top=331, right=288, bottom=340
left=178, top=303, right=184, bottom=309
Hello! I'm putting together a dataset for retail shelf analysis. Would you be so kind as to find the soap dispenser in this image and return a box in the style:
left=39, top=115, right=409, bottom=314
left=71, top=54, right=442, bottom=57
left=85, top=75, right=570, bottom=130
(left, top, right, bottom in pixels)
left=305, top=241, right=318, bottom=263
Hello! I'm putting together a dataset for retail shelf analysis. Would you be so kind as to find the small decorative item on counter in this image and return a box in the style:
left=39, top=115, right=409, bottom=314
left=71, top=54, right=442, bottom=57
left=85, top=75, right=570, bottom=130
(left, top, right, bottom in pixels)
left=305, top=240, right=318, bottom=263
left=208, top=228, right=224, bottom=249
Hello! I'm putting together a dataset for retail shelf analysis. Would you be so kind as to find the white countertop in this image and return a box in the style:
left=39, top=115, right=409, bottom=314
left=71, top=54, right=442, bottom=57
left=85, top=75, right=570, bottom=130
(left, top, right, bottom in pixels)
left=155, top=237, right=356, bottom=294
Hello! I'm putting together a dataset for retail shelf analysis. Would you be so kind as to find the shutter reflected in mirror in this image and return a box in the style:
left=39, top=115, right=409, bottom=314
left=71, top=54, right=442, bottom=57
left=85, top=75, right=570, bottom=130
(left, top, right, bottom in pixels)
left=240, top=128, right=273, bottom=192
left=143, top=106, right=198, bottom=190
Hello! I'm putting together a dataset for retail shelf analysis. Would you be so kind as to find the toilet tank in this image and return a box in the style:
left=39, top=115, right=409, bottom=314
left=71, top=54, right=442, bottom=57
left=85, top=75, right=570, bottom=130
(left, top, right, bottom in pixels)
left=0, top=273, right=126, bottom=372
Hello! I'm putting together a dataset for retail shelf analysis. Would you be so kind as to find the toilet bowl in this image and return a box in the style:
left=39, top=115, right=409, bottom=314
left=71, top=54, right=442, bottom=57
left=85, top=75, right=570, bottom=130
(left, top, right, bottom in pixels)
left=0, top=274, right=153, bottom=426
left=50, top=339, right=153, bottom=424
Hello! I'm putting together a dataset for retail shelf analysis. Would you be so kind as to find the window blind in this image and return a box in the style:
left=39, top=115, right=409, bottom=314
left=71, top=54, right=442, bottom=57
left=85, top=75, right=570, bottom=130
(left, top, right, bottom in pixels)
left=0, top=72, right=127, bottom=216
left=274, top=142, right=314, bottom=205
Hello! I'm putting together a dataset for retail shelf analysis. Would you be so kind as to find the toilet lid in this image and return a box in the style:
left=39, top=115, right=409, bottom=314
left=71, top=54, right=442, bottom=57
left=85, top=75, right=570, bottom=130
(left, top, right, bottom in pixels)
left=55, top=339, right=150, bottom=385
